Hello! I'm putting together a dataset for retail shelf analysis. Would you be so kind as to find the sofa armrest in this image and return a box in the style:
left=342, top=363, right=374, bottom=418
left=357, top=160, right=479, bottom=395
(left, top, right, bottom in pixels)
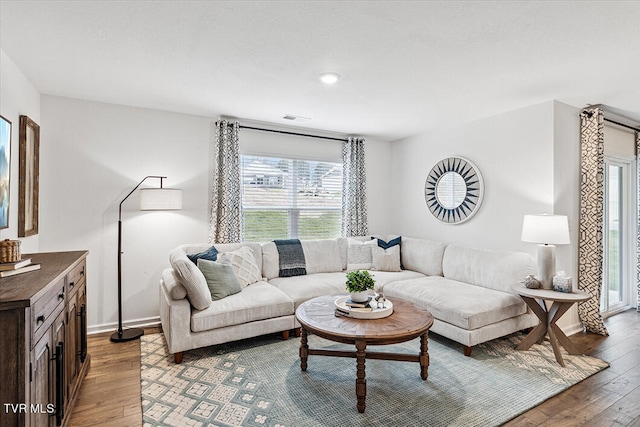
left=159, top=277, right=193, bottom=354
left=162, top=268, right=188, bottom=300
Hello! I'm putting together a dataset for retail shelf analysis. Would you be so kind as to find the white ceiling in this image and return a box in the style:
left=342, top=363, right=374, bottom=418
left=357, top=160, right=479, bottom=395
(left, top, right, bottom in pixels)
left=1, top=1, right=639, bottom=141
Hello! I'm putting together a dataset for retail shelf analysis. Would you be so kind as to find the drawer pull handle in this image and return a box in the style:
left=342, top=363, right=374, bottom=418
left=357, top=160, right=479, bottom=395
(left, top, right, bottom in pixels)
left=80, top=267, right=85, bottom=276
left=69, top=281, right=75, bottom=288
left=58, top=291, right=65, bottom=300
left=37, top=315, right=45, bottom=324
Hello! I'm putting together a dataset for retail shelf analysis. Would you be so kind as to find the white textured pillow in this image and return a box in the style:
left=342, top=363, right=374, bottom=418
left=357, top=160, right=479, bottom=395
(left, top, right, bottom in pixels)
left=346, top=239, right=376, bottom=271
left=220, top=246, right=262, bottom=287
left=371, top=245, right=402, bottom=272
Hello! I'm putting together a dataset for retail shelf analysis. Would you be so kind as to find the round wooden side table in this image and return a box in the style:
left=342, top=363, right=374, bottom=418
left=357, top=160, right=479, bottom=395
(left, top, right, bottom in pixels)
left=512, top=284, right=591, bottom=366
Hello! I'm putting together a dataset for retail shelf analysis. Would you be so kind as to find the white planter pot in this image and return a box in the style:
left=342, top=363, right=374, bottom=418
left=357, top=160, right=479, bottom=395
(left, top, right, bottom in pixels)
left=349, top=291, right=370, bottom=303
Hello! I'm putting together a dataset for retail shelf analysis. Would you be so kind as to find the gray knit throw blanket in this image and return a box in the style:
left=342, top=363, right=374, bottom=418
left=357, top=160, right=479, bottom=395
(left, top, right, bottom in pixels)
left=273, top=239, right=307, bottom=277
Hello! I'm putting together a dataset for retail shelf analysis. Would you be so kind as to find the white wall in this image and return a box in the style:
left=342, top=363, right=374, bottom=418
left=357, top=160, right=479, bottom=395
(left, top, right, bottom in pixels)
left=552, top=100, right=582, bottom=332
left=36, top=105, right=393, bottom=331
left=390, top=101, right=555, bottom=251
left=39, top=96, right=212, bottom=330
left=0, top=49, right=41, bottom=253
left=391, top=100, right=584, bottom=333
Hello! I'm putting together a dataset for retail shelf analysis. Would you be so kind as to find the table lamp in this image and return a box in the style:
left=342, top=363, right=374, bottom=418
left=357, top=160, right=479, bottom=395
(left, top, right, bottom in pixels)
left=521, top=214, right=570, bottom=290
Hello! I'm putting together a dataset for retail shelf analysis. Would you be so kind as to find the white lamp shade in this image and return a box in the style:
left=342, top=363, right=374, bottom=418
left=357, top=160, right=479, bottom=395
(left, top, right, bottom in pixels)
left=139, top=188, right=182, bottom=211
left=521, top=214, right=570, bottom=245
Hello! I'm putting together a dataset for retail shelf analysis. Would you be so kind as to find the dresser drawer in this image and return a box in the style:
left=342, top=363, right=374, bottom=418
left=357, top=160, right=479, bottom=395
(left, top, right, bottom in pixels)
left=67, top=259, right=86, bottom=297
left=32, top=277, right=65, bottom=346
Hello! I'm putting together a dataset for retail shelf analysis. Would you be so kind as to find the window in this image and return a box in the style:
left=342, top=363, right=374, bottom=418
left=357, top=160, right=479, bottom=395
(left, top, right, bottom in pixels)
left=241, top=155, right=342, bottom=241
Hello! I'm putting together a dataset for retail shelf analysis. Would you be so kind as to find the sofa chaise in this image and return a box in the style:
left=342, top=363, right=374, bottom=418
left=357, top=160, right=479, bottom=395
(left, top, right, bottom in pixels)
left=160, top=236, right=539, bottom=363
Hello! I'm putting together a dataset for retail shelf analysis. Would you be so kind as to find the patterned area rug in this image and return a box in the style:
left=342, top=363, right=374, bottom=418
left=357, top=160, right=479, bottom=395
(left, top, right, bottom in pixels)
left=140, top=332, right=608, bottom=427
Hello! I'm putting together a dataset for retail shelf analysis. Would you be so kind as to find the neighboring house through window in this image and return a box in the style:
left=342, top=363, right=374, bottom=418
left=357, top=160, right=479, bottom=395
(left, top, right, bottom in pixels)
left=241, top=154, right=342, bottom=241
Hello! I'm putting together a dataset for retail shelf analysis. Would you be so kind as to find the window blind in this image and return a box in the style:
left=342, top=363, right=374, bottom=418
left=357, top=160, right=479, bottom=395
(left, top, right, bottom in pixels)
left=241, top=155, right=342, bottom=241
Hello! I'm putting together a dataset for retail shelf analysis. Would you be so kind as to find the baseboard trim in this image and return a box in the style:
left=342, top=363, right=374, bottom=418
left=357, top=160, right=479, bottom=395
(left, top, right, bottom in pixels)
left=88, top=316, right=161, bottom=335
left=564, top=322, right=584, bottom=337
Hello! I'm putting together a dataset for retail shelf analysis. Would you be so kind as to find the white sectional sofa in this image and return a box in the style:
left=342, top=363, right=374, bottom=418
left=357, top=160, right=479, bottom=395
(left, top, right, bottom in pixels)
left=160, top=236, right=538, bottom=363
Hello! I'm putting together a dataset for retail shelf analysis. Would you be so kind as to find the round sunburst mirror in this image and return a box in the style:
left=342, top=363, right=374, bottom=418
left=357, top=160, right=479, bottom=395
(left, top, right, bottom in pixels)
left=424, top=157, right=484, bottom=224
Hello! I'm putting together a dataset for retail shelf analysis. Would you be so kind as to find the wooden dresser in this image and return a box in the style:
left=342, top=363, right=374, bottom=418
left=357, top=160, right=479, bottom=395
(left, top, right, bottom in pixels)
left=0, top=251, right=89, bottom=427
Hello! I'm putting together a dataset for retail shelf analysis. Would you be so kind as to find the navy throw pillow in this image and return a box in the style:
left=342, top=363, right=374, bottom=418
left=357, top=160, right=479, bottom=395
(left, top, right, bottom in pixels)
left=187, top=245, right=219, bottom=264
left=372, top=236, right=401, bottom=249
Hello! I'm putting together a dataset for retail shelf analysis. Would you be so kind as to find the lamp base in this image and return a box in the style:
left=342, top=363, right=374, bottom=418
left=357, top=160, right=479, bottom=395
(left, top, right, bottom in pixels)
left=536, top=244, right=556, bottom=290
left=110, top=327, right=144, bottom=343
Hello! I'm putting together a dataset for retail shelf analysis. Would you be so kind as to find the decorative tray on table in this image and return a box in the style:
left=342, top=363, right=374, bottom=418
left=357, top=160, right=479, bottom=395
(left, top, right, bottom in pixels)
left=334, top=295, right=394, bottom=319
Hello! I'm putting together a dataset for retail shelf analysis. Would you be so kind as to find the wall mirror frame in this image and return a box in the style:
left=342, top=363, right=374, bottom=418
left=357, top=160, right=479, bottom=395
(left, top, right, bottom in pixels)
left=19, top=115, right=40, bottom=237
left=424, top=156, right=484, bottom=224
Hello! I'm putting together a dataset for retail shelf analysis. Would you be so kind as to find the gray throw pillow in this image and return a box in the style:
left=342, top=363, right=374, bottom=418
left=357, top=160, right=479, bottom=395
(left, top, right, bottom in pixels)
left=197, top=258, right=242, bottom=301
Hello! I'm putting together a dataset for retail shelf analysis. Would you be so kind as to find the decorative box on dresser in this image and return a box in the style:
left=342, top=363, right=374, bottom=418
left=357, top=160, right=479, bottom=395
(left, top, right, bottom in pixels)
left=0, top=251, right=89, bottom=427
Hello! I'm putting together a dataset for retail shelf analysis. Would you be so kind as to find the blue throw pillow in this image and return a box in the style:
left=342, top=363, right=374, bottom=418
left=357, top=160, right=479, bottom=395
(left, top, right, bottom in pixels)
left=187, top=245, right=218, bottom=264
left=372, top=236, right=401, bottom=249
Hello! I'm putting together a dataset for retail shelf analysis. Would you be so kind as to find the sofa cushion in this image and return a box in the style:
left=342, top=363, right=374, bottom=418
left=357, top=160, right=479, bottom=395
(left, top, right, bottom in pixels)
left=191, top=282, right=294, bottom=332
left=269, top=272, right=348, bottom=308
left=197, top=258, right=242, bottom=300
left=383, top=277, right=528, bottom=330
left=220, top=247, right=262, bottom=287
left=368, top=270, right=426, bottom=291
left=169, top=246, right=212, bottom=310
left=261, top=242, right=280, bottom=279
left=301, top=240, right=343, bottom=274
left=400, top=237, right=447, bottom=276
left=262, top=239, right=343, bottom=279
left=269, top=270, right=426, bottom=308
left=442, top=244, right=536, bottom=293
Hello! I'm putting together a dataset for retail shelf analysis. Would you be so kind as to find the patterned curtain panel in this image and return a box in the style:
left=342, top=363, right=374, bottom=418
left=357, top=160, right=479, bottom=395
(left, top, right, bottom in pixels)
left=577, top=108, right=608, bottom=335
left=341, top=137, right=368, bottom=237
left=636, top=131, right=640, bottom=312
left=208, top=120, right=242, bottom=243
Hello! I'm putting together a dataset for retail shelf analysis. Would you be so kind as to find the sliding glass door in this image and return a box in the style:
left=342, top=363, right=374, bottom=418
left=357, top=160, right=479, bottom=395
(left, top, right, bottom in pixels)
left=601, top=158, right=633, bottom=315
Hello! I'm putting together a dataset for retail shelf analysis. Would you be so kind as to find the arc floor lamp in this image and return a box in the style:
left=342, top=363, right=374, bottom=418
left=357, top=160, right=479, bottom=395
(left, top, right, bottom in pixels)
left=111, top=175, right=182, bottom=343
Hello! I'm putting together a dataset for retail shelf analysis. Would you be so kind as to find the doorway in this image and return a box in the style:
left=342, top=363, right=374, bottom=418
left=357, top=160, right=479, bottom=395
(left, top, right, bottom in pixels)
left=600, top=123, right=637, bottom=317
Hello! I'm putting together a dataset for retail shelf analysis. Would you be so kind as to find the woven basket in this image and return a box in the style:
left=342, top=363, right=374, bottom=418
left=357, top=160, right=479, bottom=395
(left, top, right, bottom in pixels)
left=0, top=239, right=21, bottom=263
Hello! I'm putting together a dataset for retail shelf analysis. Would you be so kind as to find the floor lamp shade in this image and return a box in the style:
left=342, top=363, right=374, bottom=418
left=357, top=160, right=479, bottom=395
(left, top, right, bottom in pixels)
left=521, top=214, right=570, bottom=290
left=140, top=188, right=182, bottom=210
left=111, top=176, right=182, bottom=343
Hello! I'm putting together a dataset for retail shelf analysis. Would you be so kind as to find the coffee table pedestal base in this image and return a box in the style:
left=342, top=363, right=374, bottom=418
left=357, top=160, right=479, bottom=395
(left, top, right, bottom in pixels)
left=299, top=327, right=429, bottom=413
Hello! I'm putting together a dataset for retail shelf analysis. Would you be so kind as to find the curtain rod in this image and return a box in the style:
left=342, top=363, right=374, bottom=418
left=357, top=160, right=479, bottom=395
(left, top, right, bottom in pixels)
left=238, top=125, right=348, bottom=142
left=603, top=117, right=640, bottom=132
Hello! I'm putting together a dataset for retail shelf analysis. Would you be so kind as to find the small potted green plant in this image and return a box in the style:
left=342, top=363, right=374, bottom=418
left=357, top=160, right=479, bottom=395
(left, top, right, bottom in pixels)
left=345, top=270, right=375, bottom=302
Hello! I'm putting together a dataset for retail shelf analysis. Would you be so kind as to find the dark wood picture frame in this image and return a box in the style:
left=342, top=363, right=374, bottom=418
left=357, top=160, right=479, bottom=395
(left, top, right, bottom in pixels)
left=19, top=115, right=39, bottom=237
left=0, top=115, right=11, bottom=230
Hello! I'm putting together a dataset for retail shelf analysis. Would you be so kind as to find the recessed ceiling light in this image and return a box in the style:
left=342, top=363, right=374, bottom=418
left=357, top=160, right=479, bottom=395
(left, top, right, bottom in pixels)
left=319, top=72, right=341, bottom=84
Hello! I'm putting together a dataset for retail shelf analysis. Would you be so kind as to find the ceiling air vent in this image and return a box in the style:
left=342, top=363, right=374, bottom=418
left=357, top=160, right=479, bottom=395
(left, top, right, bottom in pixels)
left=282, top=114, right=311, bottom=121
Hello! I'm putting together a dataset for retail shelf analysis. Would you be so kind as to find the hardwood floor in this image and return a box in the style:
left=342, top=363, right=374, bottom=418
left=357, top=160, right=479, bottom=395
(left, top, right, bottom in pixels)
left=67, top=326, right=161, bottom=427
left=506, top=309, right=640, bottom=426
left=68, top=311, right=640, bottom=426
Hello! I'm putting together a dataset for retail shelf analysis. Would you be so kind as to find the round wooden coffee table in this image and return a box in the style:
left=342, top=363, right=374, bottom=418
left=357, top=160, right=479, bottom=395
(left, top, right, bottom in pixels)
left=295, top=295, right=434, bottom=413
